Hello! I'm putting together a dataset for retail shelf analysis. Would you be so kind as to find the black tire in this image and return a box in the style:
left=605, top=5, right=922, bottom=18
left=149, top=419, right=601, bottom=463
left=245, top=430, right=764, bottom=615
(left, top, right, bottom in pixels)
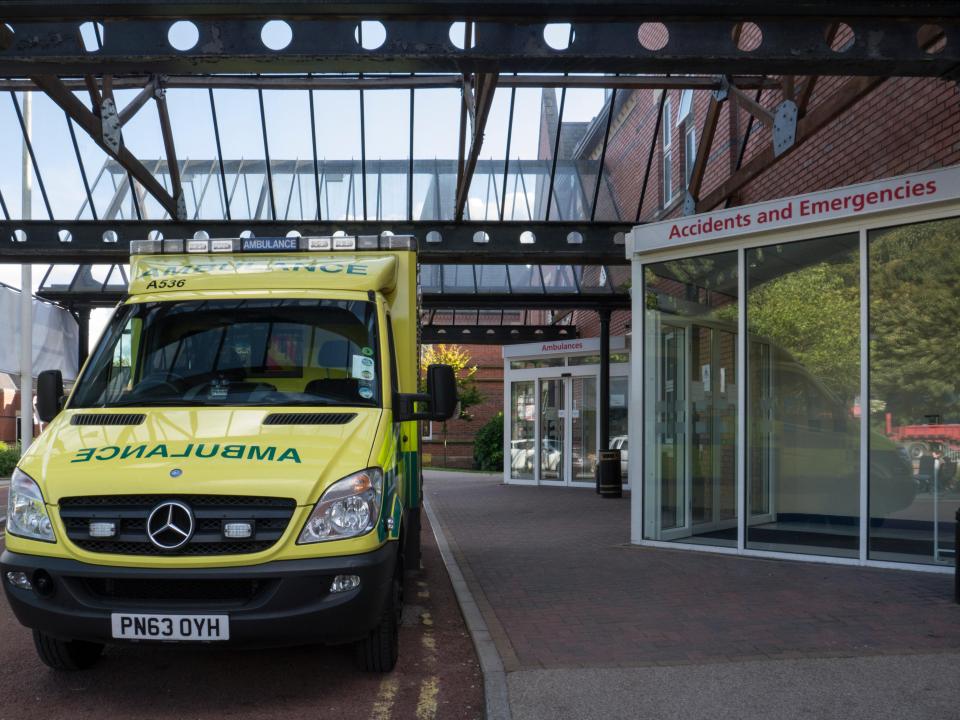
left=32, top=630, right=104, bottom=671
left=356, top=557, right=402, bottom=673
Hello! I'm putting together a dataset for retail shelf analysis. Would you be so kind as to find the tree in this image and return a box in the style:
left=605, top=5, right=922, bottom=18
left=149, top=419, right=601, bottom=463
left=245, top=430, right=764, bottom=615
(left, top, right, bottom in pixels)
left=420, top=344, right=484, bottom=466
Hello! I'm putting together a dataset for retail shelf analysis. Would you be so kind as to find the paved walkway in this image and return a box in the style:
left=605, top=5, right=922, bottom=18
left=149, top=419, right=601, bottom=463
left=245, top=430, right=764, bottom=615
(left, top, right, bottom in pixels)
left=425, top=470, right=960, bottom=720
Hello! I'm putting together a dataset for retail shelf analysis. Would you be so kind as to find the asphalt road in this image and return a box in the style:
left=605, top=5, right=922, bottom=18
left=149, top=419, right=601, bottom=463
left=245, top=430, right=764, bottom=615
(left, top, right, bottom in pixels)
left=0, top=513, right=483, bottom=720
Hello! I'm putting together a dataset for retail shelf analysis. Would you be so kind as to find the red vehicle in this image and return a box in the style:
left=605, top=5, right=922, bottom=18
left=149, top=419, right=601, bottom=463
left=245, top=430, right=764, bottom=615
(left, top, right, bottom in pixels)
left=886, top=415, right=960, bottom=460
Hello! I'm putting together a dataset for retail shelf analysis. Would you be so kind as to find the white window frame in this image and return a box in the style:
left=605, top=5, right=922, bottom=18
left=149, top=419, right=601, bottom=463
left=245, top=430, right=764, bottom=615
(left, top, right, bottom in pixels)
left=676, top=89, right=693, bottom=126
left=684, top=124, right=697, bottom=189
left=662, top=97, right=673, bottom=206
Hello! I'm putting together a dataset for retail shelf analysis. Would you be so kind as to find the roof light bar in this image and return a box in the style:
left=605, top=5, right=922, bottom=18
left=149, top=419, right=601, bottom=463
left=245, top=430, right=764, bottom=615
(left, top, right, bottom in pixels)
left=130, top=235, right=416, bottom=256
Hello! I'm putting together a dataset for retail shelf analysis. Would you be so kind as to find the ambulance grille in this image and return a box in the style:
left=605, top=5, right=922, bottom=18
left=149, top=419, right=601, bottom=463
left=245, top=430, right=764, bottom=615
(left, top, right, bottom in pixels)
left=59, top=495, right=296, bottom=556
left=263, top=412, right=356, bottom=425
left=70, top=413, right=145, bottom=426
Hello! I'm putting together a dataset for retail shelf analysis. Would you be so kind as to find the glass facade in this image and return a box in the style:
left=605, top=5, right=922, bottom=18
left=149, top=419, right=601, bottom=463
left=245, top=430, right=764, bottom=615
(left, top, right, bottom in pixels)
left=643, top=251, right=739, bottom=547
left=510, top=381, right=536, bottom=480
left=746, top=235, right=860, bottom=557
left=639, top=209, right=959, bottom=568
left=868, top=218, right=960, bottom=565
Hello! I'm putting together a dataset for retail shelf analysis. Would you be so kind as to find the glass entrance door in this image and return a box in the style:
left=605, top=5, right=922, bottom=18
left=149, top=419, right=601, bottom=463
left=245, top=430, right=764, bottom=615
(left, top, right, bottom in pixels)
left=539, top=378, right=565, bottom=483
left=538, top=375, right=598, bottom=486
left=571, top=376, right=598, bottom=483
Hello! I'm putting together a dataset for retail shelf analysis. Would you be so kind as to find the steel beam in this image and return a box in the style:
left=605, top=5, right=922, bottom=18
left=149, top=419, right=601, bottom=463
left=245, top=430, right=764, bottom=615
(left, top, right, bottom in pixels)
left=423, top=293, right=630, bottom=310
left=27, top=74, right=183, bottom=219
left=1, top=1, right=956, bottom=21
left=1, top=19, right=958, bottom=75
left=455, top=73, right=498, bottom=221
left=697, top=75, right=887, bottom=211
left=0, top=221, right=632, bottom=264
left=0, top=75, right=779, bottom=92
left=421, top=325, right=579, bottom=344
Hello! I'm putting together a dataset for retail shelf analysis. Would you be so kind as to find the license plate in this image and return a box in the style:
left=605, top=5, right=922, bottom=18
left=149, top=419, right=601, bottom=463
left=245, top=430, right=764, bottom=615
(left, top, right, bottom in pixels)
left=111, top=613, right=230, bottom=641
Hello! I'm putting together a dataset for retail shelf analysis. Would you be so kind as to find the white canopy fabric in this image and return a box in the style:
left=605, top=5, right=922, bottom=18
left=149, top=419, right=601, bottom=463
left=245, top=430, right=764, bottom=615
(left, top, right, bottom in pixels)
left=0, top=285, right=78, bottom=382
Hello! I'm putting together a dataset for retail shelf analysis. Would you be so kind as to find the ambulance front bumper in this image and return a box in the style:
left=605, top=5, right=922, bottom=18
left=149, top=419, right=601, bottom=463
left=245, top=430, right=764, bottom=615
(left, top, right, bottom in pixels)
left=0, top=543, right=396, bottom=647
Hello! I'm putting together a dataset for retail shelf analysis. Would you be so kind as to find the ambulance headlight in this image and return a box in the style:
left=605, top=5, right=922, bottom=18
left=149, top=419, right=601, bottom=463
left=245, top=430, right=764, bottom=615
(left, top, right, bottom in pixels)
left=298, top=468, right=383, bottom=544
left=7, top=469, right=56, bottom=543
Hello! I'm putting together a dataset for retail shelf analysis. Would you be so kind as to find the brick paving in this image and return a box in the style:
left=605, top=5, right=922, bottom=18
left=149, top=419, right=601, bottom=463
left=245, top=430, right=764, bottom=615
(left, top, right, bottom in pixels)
left=425, top=470, right=960, bottom=671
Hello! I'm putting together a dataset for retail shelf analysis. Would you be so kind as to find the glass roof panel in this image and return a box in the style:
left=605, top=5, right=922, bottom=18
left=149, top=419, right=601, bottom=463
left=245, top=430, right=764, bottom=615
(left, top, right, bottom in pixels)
left=507, top=264, right=544, bottom=293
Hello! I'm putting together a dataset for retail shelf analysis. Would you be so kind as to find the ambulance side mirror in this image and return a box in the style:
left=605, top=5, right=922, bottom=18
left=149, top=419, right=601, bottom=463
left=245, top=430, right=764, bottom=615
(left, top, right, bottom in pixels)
left=394, top=364, right=458, bottom=422
left=37, top=369, right=65, bottom=423
left=426, top=364, right=458, bottom=421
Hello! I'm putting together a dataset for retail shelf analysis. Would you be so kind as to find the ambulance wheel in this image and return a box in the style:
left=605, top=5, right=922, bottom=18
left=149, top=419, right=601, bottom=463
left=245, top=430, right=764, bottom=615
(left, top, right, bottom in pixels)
left=33, top=631, right=103, bottom=671
left=356, top=559, right=401, bottom=673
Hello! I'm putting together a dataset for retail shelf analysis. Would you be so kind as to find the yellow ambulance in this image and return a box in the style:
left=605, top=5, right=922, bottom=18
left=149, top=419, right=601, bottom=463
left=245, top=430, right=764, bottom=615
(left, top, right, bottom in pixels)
left=1, top=235, right=456, bottom=672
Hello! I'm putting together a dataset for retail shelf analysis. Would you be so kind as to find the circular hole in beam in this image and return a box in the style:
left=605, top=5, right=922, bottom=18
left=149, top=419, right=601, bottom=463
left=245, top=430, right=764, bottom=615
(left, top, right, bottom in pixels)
left=168, top=20, right=199, bottom=51
left=355, top=21, right=386, bottom=50
left=0, top=24, right=14, bottom=51
left=918, top=24, right=947, bottom=54
left=520, top=230, right=536, bottom=244
left=78, top=22, right=105, bottom=53
left=638, top=22, right=669, bottom=51
left=11, top=229, right=27, bottom=243
left=286, top=229, right=302, bottom=238
left=57, top=229, right=73, bottom=243
left=448, top=21, right=476, bottom=50
left=566, top=231, right=584, bottom=245
left=473, top=231, right=490, bottom=244
left=102, top=230, right=118, bottom=243
left=240, top=229, right=255, bottom=239
left=826, top=22, right=855, bottom=53
left=332, top=229, right=348, bottom=237
left=426, top=230, right=443, bottom=243
left=734, top=22, right=763, bottom=52
left=147, top=229, right=163, bottom=242
left=261, top=20, right=293, bottom=51
left=192, top=230, right=210, bottom=240
left=543, top=23, right=574, bottom=51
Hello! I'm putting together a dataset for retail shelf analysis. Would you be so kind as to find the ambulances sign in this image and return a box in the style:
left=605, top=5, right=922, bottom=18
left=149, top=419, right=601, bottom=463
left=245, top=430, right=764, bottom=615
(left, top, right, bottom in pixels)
left=628, top=166, right=960, bottom=256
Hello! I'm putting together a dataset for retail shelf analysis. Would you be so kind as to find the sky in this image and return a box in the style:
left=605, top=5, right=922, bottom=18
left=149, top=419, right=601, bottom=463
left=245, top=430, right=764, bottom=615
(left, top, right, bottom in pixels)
left=0, top=21, right=611, bottom=348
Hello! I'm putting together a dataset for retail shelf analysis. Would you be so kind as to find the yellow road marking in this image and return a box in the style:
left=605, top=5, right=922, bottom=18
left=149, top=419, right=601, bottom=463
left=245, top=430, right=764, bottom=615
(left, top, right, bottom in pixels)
left=370, top=677, right=399, bottom=720
left=416, top=676, right=440, bottom=720
left=420, top=611, right=434, bottom=627
left=421, top=633, right=436, bottom=653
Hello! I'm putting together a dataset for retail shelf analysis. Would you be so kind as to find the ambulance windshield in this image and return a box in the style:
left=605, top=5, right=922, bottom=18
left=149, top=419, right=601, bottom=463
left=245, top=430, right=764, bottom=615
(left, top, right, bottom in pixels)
left=70, top=299, right=381, bottom=408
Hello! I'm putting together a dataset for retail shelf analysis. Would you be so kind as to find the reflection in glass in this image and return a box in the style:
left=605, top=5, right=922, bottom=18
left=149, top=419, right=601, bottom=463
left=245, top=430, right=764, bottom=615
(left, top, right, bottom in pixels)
left=644, top=251, right=738, bottom=547
left=746, top=235, right=860, bottom=557
left=869, top=218, right=959, bottom=565
left=571, top=377, right=597, bottom=481
left=610, top=376, right=630, bottom=481
left=540, top=379, right=565, bottom=482
left=510, top=382, right=536, bottom=480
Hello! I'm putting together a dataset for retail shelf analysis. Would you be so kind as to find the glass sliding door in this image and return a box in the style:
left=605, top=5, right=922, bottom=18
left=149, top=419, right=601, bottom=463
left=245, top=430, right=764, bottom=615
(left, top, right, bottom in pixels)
left=644, top=250, right=739, bottom=546
left=510, top=381, right=536, bottom=480
left=539, top=378, right=565, bottom=483
left=868, top=217, right=960, bottom=565
left=746, top=234, right=860, bottom=558
left=571, top=376, right=598, bottom=483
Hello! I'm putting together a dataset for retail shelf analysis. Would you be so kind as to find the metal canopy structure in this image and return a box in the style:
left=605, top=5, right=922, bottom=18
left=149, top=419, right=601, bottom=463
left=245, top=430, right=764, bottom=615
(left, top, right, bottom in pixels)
left=0, top=2, right=957, bottom=265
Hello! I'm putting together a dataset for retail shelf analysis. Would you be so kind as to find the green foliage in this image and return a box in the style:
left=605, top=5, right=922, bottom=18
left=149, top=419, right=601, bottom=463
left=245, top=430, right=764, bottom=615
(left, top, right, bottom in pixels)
left=419, top=344, right=483, bottom=421
left=868, top=219, right=960, bottom=423
left=0, top=441, right=20, bottom=477
left=747, top=258, right=861, bottom=403
left=473, top=413, right=504, bottom=471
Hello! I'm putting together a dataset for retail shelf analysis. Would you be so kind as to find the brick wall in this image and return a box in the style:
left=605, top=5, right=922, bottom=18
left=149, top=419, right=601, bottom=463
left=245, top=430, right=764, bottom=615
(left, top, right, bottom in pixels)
left=422, top=344, right=504, bottom=469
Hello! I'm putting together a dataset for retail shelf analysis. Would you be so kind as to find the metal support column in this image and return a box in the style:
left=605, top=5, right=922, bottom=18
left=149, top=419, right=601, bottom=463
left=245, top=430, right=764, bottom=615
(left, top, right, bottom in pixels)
left=599, top=308, right=611, bottom=453
left=75, top=305, right=91, bottom=370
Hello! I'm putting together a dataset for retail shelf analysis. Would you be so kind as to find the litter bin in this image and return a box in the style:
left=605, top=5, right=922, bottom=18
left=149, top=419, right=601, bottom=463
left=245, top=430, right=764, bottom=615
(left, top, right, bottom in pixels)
left=596, top=449, right=622, bottom=498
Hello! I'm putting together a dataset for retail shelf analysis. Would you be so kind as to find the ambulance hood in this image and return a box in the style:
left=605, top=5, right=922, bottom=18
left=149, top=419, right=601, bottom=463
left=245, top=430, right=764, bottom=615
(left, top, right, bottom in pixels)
left=20, top=407, right=382, bottom=507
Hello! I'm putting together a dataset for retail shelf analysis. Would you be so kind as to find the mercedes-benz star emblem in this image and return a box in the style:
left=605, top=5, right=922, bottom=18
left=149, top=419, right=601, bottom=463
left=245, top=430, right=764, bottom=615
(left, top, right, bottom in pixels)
left=146, top=500, right=195, bottom=550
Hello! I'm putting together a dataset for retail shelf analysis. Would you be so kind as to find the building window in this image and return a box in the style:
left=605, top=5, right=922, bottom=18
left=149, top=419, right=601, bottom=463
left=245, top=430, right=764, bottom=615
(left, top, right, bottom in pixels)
left=676, top=89, right=693, bottom=126
left=684, top=124, right=697, bottom=188
left=662, top=96, right=673, bottom=206
left=422, top=420, right=434, bottom=441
